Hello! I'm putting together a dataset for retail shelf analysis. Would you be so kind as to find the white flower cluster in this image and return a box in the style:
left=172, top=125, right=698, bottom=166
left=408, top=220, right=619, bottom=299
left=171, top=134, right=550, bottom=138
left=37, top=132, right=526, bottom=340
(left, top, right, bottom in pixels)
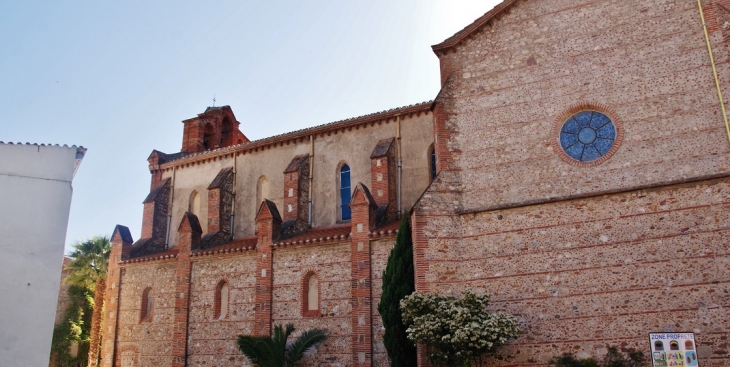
left=400, top=291, right=520, bottom=366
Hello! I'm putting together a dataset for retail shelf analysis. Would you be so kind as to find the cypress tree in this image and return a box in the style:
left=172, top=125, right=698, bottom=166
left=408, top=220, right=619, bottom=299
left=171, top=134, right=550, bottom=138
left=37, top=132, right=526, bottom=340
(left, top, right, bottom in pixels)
left=377, top=213, right=417, bottom=366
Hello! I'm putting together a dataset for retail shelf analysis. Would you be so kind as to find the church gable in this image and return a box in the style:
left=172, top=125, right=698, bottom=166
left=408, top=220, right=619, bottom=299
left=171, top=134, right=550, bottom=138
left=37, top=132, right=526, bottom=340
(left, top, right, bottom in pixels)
left=431, top=0, right=730, bottom=213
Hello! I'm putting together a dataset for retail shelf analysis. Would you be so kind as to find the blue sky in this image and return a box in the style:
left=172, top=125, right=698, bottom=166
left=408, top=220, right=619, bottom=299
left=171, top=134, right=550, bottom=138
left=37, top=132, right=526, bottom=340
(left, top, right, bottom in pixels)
left=0, top=0, right=501, bottom=253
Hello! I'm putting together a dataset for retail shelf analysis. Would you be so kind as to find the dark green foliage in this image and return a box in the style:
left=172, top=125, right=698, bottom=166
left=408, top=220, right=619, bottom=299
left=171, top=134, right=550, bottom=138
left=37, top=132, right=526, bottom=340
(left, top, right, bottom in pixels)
left=549, top=353, right=598, bottom=367
left=377, top=213, right=417, bottom=367
left=602, top=346, right=646, bottom=367
left=237, top=323, right=327, bottom=367
left=550, top=346, right=646, bottom=367
left=50, top=285, right=93, bottom=366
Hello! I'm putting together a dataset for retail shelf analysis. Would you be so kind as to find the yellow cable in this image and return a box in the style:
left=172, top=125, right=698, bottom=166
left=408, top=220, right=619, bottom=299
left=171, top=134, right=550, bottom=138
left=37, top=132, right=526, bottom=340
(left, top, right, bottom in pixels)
left=697, top=0, right=730, bottom=146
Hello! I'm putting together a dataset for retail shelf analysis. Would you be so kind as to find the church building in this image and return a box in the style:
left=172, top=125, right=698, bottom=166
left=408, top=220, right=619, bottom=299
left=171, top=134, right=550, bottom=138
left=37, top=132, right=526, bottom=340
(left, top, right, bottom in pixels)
left=102, top=1, right=730, bottom=366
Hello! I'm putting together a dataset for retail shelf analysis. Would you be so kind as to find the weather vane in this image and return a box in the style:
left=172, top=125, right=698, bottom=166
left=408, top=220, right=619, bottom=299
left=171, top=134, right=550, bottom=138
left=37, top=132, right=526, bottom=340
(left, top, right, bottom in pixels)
left=212, top=94, right=216, bottom=107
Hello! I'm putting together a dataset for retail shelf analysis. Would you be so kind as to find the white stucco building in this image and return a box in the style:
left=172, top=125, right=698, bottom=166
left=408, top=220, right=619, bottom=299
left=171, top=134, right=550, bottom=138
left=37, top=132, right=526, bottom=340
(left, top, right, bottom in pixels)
left=0, top=142, right=85, bottom=367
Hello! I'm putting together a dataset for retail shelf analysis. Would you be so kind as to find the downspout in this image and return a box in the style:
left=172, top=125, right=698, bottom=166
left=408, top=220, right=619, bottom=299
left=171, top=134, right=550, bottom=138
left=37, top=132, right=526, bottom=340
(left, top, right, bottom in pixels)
left=230, top=153, right=237, bottom=239
left=308, top=135, right=314, bottom=227
left=165, top=166, right=176, bottom=249
left=396, top=115, right=402, bottom=216
left=697, top=0, right=730, bottom=146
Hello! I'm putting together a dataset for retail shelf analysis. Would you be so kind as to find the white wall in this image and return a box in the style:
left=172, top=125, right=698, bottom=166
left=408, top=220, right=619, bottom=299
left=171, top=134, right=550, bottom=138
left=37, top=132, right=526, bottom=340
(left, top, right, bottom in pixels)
left=0, top=142, right=85, bottom=367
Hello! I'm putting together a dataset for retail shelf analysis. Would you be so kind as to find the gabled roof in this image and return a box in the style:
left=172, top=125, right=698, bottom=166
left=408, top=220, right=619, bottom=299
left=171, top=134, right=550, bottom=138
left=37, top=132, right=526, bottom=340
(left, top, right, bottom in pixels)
left=370, top=138, right=394, bottom=159
left=432, top=0, right=518, bottom=54
left=284, top=154, right=310, bottom=173
left=208, top=167, right=233, bottom=189
left=112, top=225, right=134, bottom=244
left=143, top=178, right=170, bottom=204
left=178, top=212, right=203, bottom=233
left=256, top=199, right=282, bottom=222
left=154, top=101, right=432, bottom=169
left=349, top=183, right=378, bottom=208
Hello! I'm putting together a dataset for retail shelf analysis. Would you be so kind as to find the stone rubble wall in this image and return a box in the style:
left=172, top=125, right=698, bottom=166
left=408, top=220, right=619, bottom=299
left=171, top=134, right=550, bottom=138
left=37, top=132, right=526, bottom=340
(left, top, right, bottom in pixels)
left=185, top=253, right=258, bottom=366
left=418, top=177, right=730, bottom=366
left=272, top=242, right=353, bottom=367
left=116, top=262, right=177, bottom=367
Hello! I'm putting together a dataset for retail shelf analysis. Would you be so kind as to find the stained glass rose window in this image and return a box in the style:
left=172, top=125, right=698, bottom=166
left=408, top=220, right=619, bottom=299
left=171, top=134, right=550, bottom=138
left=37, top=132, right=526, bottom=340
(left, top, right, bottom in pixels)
left=559, top=111, right=616, bottom=162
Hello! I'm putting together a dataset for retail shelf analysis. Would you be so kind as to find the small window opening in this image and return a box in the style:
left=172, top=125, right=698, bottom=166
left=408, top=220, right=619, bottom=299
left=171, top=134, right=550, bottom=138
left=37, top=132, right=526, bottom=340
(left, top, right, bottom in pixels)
left=340, top=164, right=351, bottom=221
left=189, top=190, right=200, bottom=218
left=429, top=145, right=437, bottom=182
left=203, top=123, right=214, bottom=150
left=221, top=118, right=233, bottom=146
left=303, top=273, right=319, bottom=317
left=215, top=281, right=229, bottom=319
left=140, top=287, right=152, bottom=322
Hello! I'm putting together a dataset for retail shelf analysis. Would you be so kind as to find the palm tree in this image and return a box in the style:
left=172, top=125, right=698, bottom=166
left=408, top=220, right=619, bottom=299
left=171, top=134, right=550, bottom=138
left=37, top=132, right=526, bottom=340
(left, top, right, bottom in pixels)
left=237, top=323, right=327, bottom=367
left=65, top=236, right=111, bottom=367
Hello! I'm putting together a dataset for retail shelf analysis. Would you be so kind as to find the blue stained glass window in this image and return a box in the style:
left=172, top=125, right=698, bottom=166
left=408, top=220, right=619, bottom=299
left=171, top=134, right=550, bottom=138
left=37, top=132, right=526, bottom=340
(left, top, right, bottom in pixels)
left=559, top=111, right=616, bottom=162
left=340, top=164, right=351, bottom=221
left=430, top=148, right=437, bottom=181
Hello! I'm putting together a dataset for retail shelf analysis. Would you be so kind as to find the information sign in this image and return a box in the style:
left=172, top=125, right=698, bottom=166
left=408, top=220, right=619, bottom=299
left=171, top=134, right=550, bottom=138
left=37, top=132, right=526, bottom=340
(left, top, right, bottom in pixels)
left=649, top=333, right=699, bottom=367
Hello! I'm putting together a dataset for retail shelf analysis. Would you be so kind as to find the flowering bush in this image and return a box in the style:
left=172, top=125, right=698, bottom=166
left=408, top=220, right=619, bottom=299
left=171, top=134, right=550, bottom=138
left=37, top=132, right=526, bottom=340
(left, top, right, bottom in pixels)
left=401, top=291, right=520, bottom=367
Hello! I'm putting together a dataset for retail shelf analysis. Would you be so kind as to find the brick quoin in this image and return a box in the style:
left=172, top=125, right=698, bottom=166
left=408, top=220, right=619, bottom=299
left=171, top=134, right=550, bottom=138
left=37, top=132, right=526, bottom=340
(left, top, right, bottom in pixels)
left=172, top=213, right=201, bottom=367
left=283, top=154, right=310, bottom=228
left=370, top=138, right=397, bottom=222
left=254, top=200, right=281, bottom=336
left=349, top=183, right=377, bottom=367
left=100, top=225, right=133, bottom=367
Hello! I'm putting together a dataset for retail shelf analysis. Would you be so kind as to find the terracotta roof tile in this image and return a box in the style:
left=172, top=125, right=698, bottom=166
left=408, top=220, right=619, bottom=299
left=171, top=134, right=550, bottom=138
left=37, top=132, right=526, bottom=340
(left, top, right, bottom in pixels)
left=274, top=224, right=351, bottom=246
left=370, top=138, right=394, bottom=159
left=207, top=167, right=233, bottom=189
left=156, top=101, right=432, bottom=168
left=121, top=248, right=179, bottom=264
left=192, top=236, right=258, bottom=257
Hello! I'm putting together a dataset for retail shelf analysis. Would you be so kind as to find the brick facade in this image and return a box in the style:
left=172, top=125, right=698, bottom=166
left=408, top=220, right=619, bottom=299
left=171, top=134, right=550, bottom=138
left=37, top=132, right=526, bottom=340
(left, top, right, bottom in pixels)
left=99, top=1, right=730, bottom=366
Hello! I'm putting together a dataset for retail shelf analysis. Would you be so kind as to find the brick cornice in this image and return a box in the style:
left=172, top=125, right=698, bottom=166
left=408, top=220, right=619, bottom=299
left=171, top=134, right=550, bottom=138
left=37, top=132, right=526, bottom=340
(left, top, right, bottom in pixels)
left=152, top=102, right=432, bottom=172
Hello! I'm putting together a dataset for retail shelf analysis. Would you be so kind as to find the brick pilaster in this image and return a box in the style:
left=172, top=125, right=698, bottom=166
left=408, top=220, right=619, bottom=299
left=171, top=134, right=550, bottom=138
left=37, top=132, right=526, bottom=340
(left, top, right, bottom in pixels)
left=100, top=225, right=133, bottom=367
left=282, top=154, right=310, bottom=234
left=207, top=167, right=234, bottom=234
left=254, top=200, right=282, bottom=336
left=370, top=138, right=397, bottom=223
left=349, top=183, right=377, bottom=367
left=172, top=213, right=201, bottom=367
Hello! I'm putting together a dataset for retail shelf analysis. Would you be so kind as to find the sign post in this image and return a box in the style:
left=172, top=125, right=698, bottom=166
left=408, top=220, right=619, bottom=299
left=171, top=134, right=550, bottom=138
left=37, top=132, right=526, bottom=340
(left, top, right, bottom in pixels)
left=649, top=333, right=699, bottom=367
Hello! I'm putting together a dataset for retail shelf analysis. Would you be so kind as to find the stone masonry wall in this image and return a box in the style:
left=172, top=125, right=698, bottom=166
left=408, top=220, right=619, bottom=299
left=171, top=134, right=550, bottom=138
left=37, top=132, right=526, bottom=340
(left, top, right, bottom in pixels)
left=272, top=242, right=353, bottom=366
left=435, top=0, right=730, bottom=213
left=370, top=239, right=396, bottom=367
left=115, top=262, right=177, bottom=366
left=187, top=253, right=258, bottom=366
left=418, top=177, right=730, bottom=366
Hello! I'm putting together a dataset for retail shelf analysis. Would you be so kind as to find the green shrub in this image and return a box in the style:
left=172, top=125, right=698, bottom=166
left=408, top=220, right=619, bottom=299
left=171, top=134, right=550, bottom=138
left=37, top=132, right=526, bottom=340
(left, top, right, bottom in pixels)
left=550, top=346, right=646, bottom=367
left=377, top=213, right=417, bottom=367
left=401, top=291, right=520, bottom=367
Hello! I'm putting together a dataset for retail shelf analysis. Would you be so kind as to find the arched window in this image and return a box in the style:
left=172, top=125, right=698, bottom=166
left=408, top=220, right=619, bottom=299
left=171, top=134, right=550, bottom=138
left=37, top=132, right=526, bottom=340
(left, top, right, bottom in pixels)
left=140, top=287, right=152, bottom=322
left=256, top=175, right=270, bottom=212
left=214, top=280, right=229, bottom=319
left=203, top=123, right=214, bottom=150
left=429, top=144, right=437, bottom=182
left=221, top=117, right=233, bottom=146
left=189, top=190, right=200, bottom=218
left=303, top=273, right=319, bottom=317
left=339, top=164, right=351, bottom=221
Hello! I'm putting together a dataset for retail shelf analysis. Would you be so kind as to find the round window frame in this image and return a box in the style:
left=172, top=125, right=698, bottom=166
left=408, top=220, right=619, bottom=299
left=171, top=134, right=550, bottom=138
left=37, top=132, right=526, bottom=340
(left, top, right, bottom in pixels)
left=553, top=102, right=624, bottom=167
